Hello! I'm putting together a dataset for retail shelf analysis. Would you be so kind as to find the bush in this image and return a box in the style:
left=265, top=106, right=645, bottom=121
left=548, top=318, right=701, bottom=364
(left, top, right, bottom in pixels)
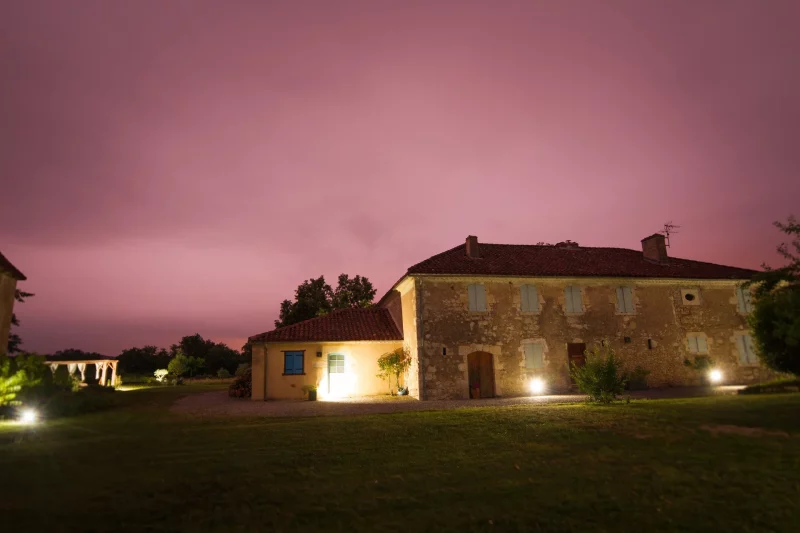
left=154, top=369, right=169, bottom=383
left=41, top=386, right=118, bottom=418
left=739, top=377, right=800, bottom=395
left=216, top=368, right=231, bottom=379
left=749, top=284, right=800, bottom=376
left=228, top=368, right=252, bottom=398
left=570, top=342, right=627, bottom=404
left=235, top=363, right=251, bottom=377
left=377, top=347, right=411, bottom=393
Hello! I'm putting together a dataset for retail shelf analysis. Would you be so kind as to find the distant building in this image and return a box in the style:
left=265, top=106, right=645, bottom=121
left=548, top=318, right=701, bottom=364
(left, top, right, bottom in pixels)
left=0, top=252, right=27, bottom=356
left=249, top=234, right=772, bottom=400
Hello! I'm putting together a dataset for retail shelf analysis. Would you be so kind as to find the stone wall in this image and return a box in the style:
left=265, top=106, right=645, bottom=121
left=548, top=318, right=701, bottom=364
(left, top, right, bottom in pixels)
left=398, top=278, right=422, bottom=399
left=0, top=271, right=18, bottom=357
left=417, top=276, right=776, bottom=400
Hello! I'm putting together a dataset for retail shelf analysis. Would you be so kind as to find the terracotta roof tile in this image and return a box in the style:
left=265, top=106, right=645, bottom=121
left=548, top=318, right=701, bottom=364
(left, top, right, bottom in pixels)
left=406, top=243, right=757, bottom=280
left=249, top=308, right=403, bottom=343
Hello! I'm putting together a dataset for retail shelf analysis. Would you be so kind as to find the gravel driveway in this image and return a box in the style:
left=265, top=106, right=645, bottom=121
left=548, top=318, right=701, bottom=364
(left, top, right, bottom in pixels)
left=170, top=386, right=743, bottom=418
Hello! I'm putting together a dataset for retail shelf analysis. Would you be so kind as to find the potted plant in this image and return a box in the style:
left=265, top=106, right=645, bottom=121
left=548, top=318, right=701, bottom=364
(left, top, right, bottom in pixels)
left=302, top=384, right=318, bottom=401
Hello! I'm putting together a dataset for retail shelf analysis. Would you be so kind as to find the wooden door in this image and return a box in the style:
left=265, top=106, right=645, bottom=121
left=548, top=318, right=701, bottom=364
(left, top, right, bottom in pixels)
left=467, top=352, right=495, bottom=399
left=567, top=343, right=587, bottom=384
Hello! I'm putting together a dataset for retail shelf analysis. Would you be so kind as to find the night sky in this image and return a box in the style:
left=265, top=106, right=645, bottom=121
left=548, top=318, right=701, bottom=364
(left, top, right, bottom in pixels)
left=2, top=1, right=798, bottom=355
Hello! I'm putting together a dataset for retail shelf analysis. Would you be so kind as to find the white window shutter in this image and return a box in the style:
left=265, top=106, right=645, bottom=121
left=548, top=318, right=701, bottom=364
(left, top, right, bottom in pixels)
left=688, top=336, right=698, bottom=353
left=468, top=284, right=476, bottom=311
left=476, top=284, right=487, bottom=312
left=520, top=285, right=529, bottom=312
left=736, top=335, right=748, bottom=364
left=697, top=335, right=708, bottom=353
left=736, top=287, right=747, bottom=313
left=616, top=287, right=625, bottom=312
left=524, top=343, right=544, bottom=369
left=529, top=285, right=539, bottom=312
left=623, top=287, right=634, bottom=313
left=744, top=335, right=757, bottom=363
left=573, top=287, right=582, bottom=312
left=565, top=287, right=574, bottom=313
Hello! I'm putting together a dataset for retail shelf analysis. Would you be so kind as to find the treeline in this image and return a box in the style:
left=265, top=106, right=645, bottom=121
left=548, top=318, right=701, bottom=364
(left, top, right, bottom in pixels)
left=50, top=334, right=251, bottom=378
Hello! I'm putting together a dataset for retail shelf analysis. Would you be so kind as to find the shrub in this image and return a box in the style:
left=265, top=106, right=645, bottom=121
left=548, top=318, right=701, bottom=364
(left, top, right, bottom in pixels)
left=216, top=368, right=232, bottom=379
left=683, top=355, right=715, bottom=385
left=377, top=347, right=411, bottom=393
left=41, top=386, right=118, bottom=418
left=154, top=369, right=169, bottom=383
left=228, top=368, right=252, bottom=398
left=748, top=284, right=800, bottom=376
left=235, top=363, right=251, bottom=377
left=570, top=342, right=627, bottom=404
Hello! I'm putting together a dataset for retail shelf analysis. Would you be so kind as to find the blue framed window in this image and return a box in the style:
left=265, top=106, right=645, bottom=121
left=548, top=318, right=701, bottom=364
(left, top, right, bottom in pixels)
left=283, top=351, right=305, bottom=375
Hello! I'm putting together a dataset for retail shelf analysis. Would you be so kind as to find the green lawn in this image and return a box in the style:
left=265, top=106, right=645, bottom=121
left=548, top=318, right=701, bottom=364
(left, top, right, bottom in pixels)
left=1, top=387, right=799, bottom=532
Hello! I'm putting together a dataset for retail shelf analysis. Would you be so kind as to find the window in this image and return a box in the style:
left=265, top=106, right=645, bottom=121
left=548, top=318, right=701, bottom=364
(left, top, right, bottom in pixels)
left=520, top=284, right=539, bottom=312
left=523, top=342, right=544, bottom=370
left=686, top=334, right=708, bottom=354
left=468, top=283, right=487, bottom=312
left=283, top=351, right=304, bottom=375
left=736, top=286, right=753, bottom=313
left=328, top=354, right=345, bottom=373
left=564, top=285, right=583, bottom=313
left=736, top=335, right=758, bottom=365
left=681, top=289, right=700, bottom=305
left=616, top=286, right=635, bottom=314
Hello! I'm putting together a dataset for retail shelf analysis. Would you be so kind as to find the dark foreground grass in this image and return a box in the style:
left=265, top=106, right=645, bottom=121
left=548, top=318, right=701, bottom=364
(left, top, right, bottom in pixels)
left=1, top=389, right=799, bottom=533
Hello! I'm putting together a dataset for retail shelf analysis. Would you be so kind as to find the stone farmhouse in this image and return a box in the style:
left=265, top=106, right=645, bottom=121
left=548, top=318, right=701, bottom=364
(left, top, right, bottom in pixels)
left=249, top=234, right=771, bottom=400
left=0, top=251, right=26, bottom=357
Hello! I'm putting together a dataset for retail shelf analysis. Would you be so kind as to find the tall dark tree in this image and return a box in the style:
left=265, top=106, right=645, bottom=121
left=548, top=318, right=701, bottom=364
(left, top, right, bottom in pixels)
left=748, top=216, right=800, bottom=375
left=117, top=346, right=171, bottom=375
left=205, top=343, right=243, bottom=375
left=332, top=274, right=376, bottom=309
left=274, top=274, right=378, bottom=328
left=8, top=290, right=34, bottom=353
left=241, top=342, right=253, bottom=364
left=274, top=276, right=334, bottom=328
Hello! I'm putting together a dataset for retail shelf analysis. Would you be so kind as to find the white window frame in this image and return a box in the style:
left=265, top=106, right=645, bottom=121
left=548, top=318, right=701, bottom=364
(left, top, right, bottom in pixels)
left=467, top=283, right=487, bottom=312
left=564, top=285, right=583, bottom=313
left=616, top=286, right=635, bottom=314
left=686, top=333, right=709, bottom=354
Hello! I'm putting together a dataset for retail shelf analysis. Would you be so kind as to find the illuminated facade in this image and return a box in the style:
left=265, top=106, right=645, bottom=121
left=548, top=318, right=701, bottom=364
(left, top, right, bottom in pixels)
left=250, top=234, right=774, bottom=401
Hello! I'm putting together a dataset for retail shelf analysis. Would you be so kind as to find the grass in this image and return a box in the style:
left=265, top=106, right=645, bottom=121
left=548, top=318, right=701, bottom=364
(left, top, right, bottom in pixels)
left=1, top=387, right=798, bottom=532
left=740, top=377, right=800, bottom=395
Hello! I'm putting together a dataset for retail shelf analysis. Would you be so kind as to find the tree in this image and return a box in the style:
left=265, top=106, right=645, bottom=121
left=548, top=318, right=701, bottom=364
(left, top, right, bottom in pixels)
left=376, top=347, right=411, bottom=393
left=748, top=216, right=800, bottom=375
left=8, top=290, right=34, bottom=353
left=274, top=276, right=334, bottom=328
left=241, top=342, right=253, bottom=364
left=118, top=346, right=171, bottom=375
left=275, top=274, right=377, bottom=328
left=167, top=350, right=204, bottom=378
left=332, top=274, right=376, bottom=309
left=205, top=344, right=242, bottom=375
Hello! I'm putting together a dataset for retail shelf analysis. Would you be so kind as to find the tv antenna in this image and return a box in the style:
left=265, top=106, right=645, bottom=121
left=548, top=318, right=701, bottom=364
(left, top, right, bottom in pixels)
left=661, top=222, right=680, bottom=248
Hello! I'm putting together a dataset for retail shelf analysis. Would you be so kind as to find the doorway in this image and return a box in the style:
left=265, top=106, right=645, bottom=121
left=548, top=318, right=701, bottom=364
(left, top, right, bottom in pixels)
left=567, top=342, right=587, bottom=384
left=467, top=352, right=495, bottom=399
left=327, top=354, right=345, bottom=396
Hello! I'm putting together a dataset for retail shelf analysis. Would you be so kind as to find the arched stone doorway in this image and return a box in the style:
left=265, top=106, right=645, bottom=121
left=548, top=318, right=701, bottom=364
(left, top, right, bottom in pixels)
left=467, top=351, right=495, bottom=399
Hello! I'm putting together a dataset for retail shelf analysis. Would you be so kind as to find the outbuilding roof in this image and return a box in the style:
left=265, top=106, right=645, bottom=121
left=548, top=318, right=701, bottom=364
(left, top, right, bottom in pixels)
left=249, top=308, right=403, bottom=343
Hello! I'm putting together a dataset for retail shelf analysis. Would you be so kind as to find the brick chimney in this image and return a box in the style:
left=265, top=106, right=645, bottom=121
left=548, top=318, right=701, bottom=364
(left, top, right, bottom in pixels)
left=641, top=233, right=668, bottom=263
left=465, top=235, right=480, bottom=258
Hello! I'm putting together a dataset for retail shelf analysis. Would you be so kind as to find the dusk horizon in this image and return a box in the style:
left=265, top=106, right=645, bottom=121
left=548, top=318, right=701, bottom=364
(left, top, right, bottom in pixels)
left=3, top=0, right=799, bottom=356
